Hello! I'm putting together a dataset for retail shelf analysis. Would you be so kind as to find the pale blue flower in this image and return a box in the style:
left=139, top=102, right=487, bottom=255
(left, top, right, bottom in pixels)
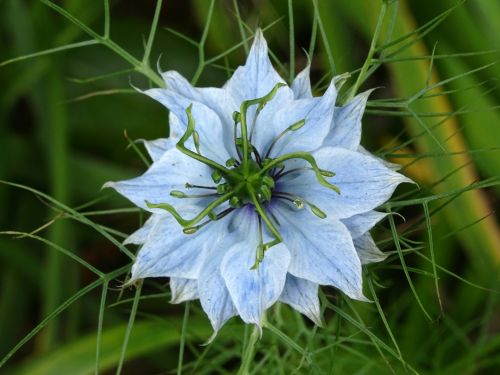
left=104, top=30, right=411, bottom=336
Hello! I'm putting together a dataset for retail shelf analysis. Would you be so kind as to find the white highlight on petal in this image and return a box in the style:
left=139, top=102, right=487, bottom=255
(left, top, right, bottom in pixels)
left=123, top=214, right=158, bottom=245
left=279, top=274, right=322, bottom=326
left=291, top=65, right=312, bottom=99
left=354, top=233, right=388, bottom=265
left=139, top=138, right=174, bottom=162
left=170, top=277, right=199, bottom=303
left=224, top=29, right=287, bottom=103
left=341, top=210, right=387, bottom=239
left=324, top=90, right=373, bottom=151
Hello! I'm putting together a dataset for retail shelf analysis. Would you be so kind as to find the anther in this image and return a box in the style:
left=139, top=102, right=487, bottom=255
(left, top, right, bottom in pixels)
left=193, top=131, right=201, bottom=154
left=229, top=196, right=241, bottom=208
left=211, top=170, right=222, bottom=183
left=262, top=175, right=275, bottom=188
left=260, top=185, right=272, bottom=201
left=217, top=183, right=230, bottom=194
left=170, top=190, right=186, bottom=198
left=319, top=169, right=335, bottom=178
left=307, top=202, right=327, bottom=219
left=226, top=158, right=237, bottom=167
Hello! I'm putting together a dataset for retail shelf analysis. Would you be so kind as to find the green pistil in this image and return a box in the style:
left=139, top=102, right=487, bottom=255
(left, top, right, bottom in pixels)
left=147, top=86, right=340, bottom=270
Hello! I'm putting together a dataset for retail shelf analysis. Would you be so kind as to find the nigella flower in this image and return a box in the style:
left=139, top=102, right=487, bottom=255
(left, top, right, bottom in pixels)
left=104, top=30, right=411, bottom=337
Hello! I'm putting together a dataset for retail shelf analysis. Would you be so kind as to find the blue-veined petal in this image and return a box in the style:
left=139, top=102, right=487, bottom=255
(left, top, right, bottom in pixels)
left=144, top=87, right=232, bottom=163
left=323, top=90, right=373, bottom=151
left=257, top=80, right=338, bottom=158
left=291, top=65, right=312, bottom=99
left=123, top=214, right=158, bottom=245
left=161, top=71, right=238, bottom=155
left=271, top=202, right=367, bottom=301
left=341, top=210, right=387, bottom=239
left=139, top=138, right=174, bottom=162
left=197, top=230, right=241, bottom=338
left=103, top=147, right=213, bottom=214
left=354, top=233, right=388, bottom=265
left=130, top=216, right=227, bottom=281
left=170, top=277, right=199, bottom=303
left=224, top=29, right=286, bottom=103
left=279, top=274, right=322, bottom=326
left=220, top=208, right=290, bottom=326
left=281, top=147, right=412, bottom=219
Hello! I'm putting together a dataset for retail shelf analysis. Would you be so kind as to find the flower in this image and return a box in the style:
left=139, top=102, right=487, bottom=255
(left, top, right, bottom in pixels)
left=104, top=29, right=411, bottom=337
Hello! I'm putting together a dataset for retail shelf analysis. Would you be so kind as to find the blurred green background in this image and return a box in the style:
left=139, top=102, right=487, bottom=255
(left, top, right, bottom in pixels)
left=1, top=0, right=499, bottom=374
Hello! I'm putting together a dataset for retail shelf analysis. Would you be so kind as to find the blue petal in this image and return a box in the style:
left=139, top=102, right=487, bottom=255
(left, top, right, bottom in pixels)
left=323, top=90, right=373, bottom=151
left=161, top=71, right=238, bottom=155
left=197, top=230, right=240, bottom=337
left=140, top=138, right=174, bottom=162
left=279, top=274, right=322, bottom=326
left=291, top=65, right=312, bottom=99
left=123, top=214, right=158, bottom=245
left=144, top=87, right=232, bottom=163
left=170, top=277, right=199, bottom=303
left=220, top=209, right=291, bottom=325
left=281, top=147, right=412, bottom=219
left=103, top=147, right=213, bottom=213
left=271, top=202, right=367, bottom=301
left=130, top=215, right=227, bottom=281
left=224, top=29, right=286, bottom=103
left=259, top=80, right=338, bottom=157
left=341, top=211, right=387, bottom=239
left=358, top=145, right=401, bottom=171
left=354, top=233, right=388, bottom=265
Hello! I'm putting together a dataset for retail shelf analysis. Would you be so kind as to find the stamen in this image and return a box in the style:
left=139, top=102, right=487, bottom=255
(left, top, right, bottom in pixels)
left=247, top=185, right=283, bottom=269
left=257, top=151, right=341, bottom=194
left=263, top=118, right=306, bottom=159
left=176, top=104, right=240, bottom=179
left=146, top=189, right=236, bottom=228
left=170, top=190, right=219, bottom=199
left=274, top=191, right=327, bottom=218
left=239, top=83, right=286, bottom=165
left=185, top=183, right=217, bottom=190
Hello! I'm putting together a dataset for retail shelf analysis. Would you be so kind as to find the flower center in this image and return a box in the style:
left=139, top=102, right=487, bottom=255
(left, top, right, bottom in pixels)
left=146, top=83, right=340, bottom=268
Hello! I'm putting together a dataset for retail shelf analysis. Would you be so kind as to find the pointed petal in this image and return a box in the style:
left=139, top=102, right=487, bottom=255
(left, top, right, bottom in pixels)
left=140, top=138, right=174, bottom=162
left=281, top=147, right=412, bottom=219
left=197, top=230, right=240, bottom=336
left=258, top=80, right=338, bottom=157
left=354, top=233, right=388, bottom=265
left=130, top=216, right=226, bottom=280
left=144, top=87, right=232, bottom=163
left=224, top=29, right=286, bottom=102
left=341, top=211, right=387, bottom=239
left=279, top=274, right=322, bottom=326
left=291, top=65, right=312, bottom=99
left=170, top=277, right=199, bottom=303
left=161, top=71, right=238, bottom=155
left=323, top=90, right=373, bottom=151
left=272, top=202, right=367, bottom=301
left=103, top=147, right=213, bottom=213
left=123, top=214, right=158, bottom=245
left=220, top=210, right=291, bottom=325
left=358, top=145, right=402, bottom=171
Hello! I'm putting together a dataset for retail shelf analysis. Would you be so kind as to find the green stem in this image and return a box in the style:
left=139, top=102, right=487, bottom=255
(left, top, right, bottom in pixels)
left=237, top=325, right=260, bottom=375
left=348, top=0, right=387, bottom=100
